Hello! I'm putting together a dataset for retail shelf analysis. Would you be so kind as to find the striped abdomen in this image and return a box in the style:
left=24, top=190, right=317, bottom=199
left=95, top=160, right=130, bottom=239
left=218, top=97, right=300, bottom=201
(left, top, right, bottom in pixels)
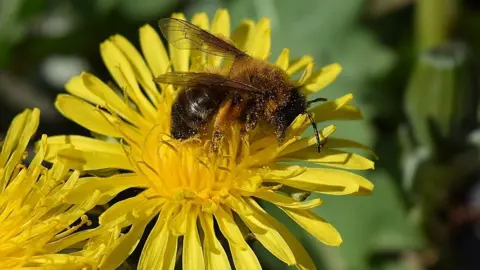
left=170, top=87, right=226, bottom=140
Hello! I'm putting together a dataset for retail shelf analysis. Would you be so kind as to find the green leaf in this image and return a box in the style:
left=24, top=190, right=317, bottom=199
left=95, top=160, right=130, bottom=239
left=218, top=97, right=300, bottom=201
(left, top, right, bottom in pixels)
left=415, top=0, right=458, bottom=52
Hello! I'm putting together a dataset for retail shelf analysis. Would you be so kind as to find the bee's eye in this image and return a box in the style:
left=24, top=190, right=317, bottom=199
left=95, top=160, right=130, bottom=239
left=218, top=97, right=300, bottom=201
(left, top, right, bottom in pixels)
left=274, top=90, right=307, bottom=126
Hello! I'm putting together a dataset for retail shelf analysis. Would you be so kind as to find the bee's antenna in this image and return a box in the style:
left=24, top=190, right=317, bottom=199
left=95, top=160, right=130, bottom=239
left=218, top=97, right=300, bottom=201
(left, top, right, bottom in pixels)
left=307, top=113, right=323, bottom=153
left=307, top=97, right=328, bottom=106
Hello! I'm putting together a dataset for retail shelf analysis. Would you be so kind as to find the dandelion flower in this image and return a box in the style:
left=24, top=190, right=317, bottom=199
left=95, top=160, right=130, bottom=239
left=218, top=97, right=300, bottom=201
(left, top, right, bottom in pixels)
left=0, top=108, right=118, bottom=269
left=45, top=9, right=375, bottom=270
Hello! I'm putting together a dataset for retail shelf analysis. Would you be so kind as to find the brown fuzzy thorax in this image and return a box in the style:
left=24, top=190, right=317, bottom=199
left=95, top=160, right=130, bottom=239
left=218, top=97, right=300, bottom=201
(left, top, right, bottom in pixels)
left=229, top=58, right=294, bottom=119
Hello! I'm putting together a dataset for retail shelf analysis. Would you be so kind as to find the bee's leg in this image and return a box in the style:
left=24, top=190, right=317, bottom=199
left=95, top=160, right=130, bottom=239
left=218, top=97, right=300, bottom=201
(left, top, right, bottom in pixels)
left=307, top=97, right=328, bottom=106
left=244, top=112, right=259, bottom=132
left=307, top=113, right=326, bottom=153
left=234, top=97, right=255, bottom=132
left=211, top=99, right=233, bottom=151
left=275, top=124, right=288, bottom=143
left=231, top=96, right=247, bottom=119
left=231, top=96, right=252, bottom=134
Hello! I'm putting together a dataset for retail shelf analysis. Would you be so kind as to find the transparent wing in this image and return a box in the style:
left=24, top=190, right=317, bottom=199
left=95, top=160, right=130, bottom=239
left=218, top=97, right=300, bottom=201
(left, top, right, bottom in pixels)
left=158, top=18, right=249, bottom=58
left=155, top=72, right=263, bottom=94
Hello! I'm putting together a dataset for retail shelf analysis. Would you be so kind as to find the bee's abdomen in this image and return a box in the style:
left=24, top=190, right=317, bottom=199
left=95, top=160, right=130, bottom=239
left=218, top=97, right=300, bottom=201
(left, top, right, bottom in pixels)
left=171, top=87, right=226, bottom=140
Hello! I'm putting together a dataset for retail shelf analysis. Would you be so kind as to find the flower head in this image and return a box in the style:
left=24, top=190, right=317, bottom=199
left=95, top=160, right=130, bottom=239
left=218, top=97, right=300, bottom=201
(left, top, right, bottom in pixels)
left=46, top=9, right=375, bottom=269
left=0, top=108, right=117, bottom=269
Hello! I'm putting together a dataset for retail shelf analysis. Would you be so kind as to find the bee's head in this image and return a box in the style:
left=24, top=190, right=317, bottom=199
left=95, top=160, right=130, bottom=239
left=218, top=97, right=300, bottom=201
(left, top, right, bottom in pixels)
left=273, top=88, right=308, bottom=141
left=274, top=89, right=327, bottom=153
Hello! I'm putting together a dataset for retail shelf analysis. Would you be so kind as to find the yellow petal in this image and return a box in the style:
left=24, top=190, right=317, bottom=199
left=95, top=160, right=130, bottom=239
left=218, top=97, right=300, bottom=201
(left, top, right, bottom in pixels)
left=283, top=114, right=310, bottom=139
left=246, top=18, right=271, bottom=60
left=67, top=73, right=148, bottom=128
left=45, top=135, right=122, bottom=155
left=65, top=173, right=148, bottom=205
left=231, top=19, right=255, bottom=51
left=280, top=125, right=336, bottom=155
left=27, top=253, right=99, bottom=268
left=192, top=12, right=209, bottom=27
left=191, top=13, right=210, bottom=66
left=301, top=63, right=342, bottom=94
left=229, top=237, right=261, bottom=270
left=213, top=206, right=247, bottom=249
left=59, top=188, right=102, bottom=223
left=199, top=213, right=231, bottom=270
left=44, top=135, right=127, bottom=166
left=81, top=72, right=147, bottom=126
left=234, top=174, right=263, bottom=194
left=183, top=206, right=205, bottom=270
left=309, top=93, right=352, bottom=116
left=114, top=119, right=144, bottom=147
left=170, top=202, right=192, bottom=236
left=139, top=24, right=171, bottom=77
left=326, top=138, right=378, bottom=159
left=30, top=133, right=47, bottom=166
left=247, top=199, right=317, bottom=270
left=138, top=123, right=163, bottom=166
left=275, top=48, right=290, bottom=70
left=224, top=195, right=253, bottom=219
left=133, top=160, right=169, bottom=196
left=236, top=198, right=296, bottom=265
left=44, top=208, right=113, bottom=254
left=55, top=147, right=133, bottom=171
left=262, top=164, right=307, bottom=179
left=100, top=40, right=156, bottom=120
left=55, top=94, right=121, bottom=137
left=298, top=61, right=314, bottom=86
left=101, top=214, right=156, bottom=270
left=209, top=9, right=230, bottom=67
left=169, top=13, right=190, bottom=72
left=287, top=95, right=362, bottom=139
left=65, top=75, right=104, bottom=105
left=265, top=167, right=374, bottom=195
left=281, top=148, right=375, bottom=170
left=309, top=94, right=363, bottom=123
left=254, top=190, right=323, bottom=209
left=45, top=228, right=108, bottom=254
left=287, top=55, right=313, bottom=76
left=99, top=194, right=148, bottom=225
left=139, top=203, right=178, bottom=270
left=0, top=108, right=39, bottom=183
left=240, top=140, right=278, bottom=169
left=110, top=34, right=161, bottom=107
left=249, top=135, right=277, bottom=154
left=282, top=208, right=342, bottom=246
left=0, top=108, right=32, bottom=162
left=323, top=104, right=363, bottom=121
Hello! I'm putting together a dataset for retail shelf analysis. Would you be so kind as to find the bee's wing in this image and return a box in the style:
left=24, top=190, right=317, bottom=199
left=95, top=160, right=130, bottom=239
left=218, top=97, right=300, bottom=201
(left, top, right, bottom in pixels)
left=158, top=18, right=249, bottom=59
left=155, top=72, right=263, bottom=94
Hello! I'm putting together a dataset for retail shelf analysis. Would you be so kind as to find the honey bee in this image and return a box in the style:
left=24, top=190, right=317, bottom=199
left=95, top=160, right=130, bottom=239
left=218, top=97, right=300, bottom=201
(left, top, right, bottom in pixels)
left=155, top=18, right=327, bottom=152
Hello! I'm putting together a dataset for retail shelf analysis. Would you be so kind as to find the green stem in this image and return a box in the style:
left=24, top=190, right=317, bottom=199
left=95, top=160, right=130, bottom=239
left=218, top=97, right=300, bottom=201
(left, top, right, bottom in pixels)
left=415, top=0, right=458, bottom=52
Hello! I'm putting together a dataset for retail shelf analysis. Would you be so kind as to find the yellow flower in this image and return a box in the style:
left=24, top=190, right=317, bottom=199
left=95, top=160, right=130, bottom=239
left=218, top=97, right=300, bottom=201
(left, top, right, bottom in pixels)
left=45, top=9, right=375, bottom=270
left=0, top=108, right=118, bottom=269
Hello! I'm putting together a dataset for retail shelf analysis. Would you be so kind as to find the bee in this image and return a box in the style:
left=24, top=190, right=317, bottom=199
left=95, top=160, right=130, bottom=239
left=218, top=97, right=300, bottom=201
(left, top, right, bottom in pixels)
left=155, top=18, right=327, bottom=152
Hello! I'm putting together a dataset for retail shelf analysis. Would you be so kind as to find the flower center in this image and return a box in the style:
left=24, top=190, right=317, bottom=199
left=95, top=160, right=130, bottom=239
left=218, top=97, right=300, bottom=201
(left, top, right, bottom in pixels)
left=136, top=126, right=260, bottom=205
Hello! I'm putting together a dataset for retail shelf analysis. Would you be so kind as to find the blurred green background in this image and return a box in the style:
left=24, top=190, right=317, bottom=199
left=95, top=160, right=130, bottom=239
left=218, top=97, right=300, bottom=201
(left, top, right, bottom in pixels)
left=1, top=0, right=480, bottom=269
